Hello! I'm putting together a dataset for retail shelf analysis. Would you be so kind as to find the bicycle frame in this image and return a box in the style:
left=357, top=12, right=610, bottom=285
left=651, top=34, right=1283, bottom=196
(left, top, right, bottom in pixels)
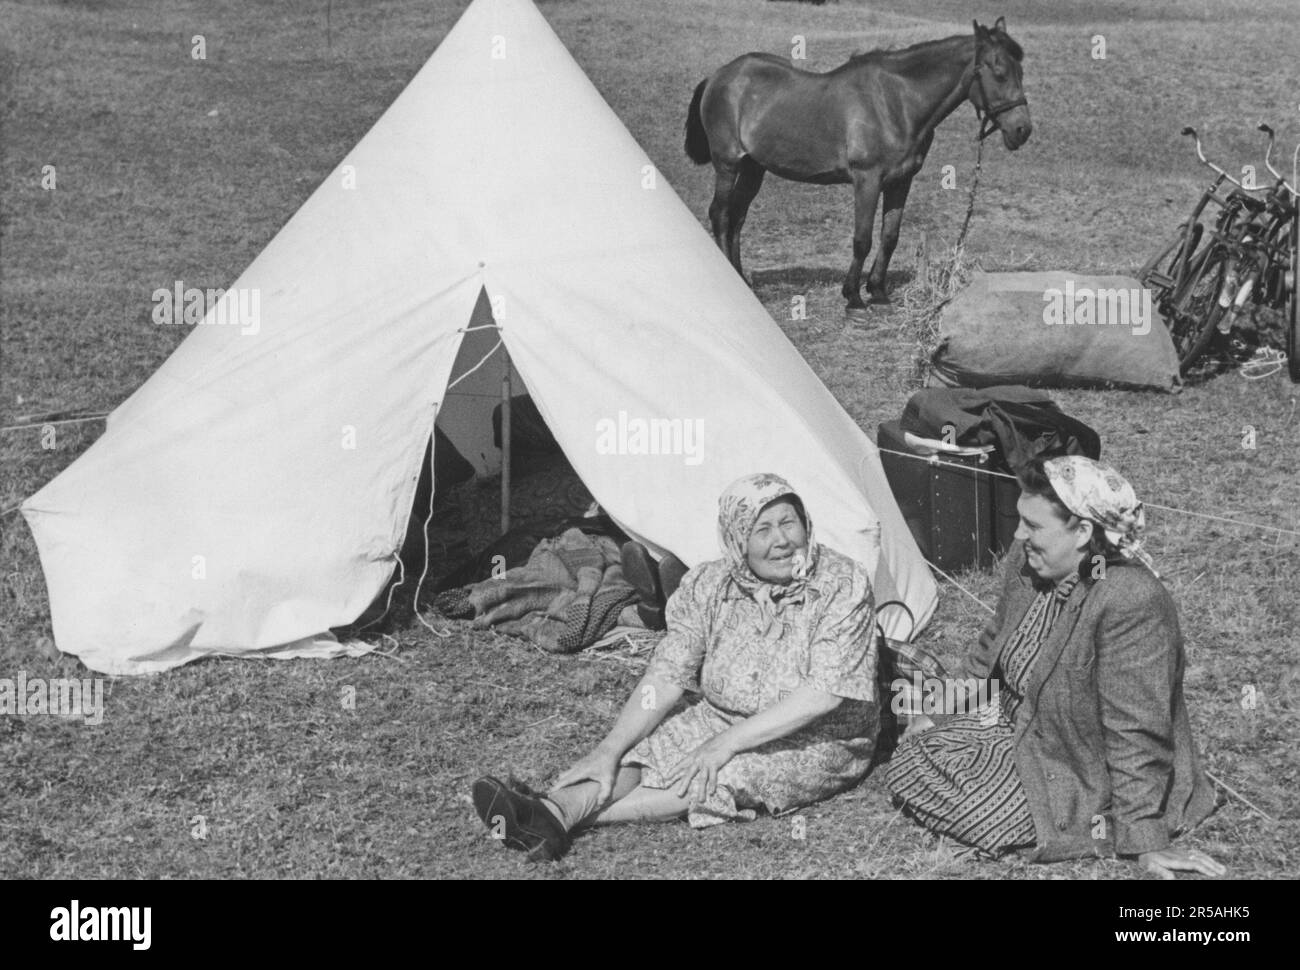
left=1213, top=128, right=1296, bottom=332
left=1145, top=128, right=1263, bottom=306
left=1142, top=125, right=1298, bottom=375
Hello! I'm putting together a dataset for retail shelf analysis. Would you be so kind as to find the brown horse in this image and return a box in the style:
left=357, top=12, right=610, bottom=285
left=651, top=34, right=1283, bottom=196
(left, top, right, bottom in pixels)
left=685, top=17, right=1031, bottom=309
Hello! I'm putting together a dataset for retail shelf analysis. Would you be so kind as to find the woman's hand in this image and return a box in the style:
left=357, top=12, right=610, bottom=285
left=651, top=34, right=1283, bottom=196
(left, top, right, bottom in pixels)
left=552, top=745, right=623, bottom=803
left=664, top=734, right=736, bottom=802
left=1138, top=847, right=1227, bottom=880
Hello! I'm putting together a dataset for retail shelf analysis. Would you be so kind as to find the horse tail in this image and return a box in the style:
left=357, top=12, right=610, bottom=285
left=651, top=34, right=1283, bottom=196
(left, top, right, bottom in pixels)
left=684, top=79, right=711, bottom=164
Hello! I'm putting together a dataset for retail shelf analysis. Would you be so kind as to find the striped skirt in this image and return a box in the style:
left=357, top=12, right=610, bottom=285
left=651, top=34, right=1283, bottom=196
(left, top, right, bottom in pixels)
left=884, top=707, right=1036, bottom=854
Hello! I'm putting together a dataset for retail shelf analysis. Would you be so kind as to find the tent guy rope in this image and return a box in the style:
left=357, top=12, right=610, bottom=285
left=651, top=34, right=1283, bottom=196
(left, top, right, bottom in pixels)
left=925, top=560, right=997, bottom=615
left=0, top=412, right=111, bottom=433
left=873, top=445, right=1300, bottom=540
left=7, top=434, right=1298, bottom=544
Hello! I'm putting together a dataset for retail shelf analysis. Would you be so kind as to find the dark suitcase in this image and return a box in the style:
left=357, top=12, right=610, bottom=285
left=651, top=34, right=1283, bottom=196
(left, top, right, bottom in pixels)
left=877, top=419, right=1020, bottom=571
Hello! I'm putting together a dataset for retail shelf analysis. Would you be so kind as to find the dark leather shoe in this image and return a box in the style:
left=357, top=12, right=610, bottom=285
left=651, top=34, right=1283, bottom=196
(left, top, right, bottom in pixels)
left=657, top=553, right=688, bottom=604
left=635, top=603, right=665, bottom=631
left=621, top=541, right=666, bottom=630
left=621, top=541, right=662, bottom=605
left=472, top=775, right=571, bottom=862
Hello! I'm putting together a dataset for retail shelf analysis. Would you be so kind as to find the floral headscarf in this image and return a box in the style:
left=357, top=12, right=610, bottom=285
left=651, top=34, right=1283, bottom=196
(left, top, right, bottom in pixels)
left=717, top=473, right=819, bottom=635
left=1043, top=456, right=1158, bottom=577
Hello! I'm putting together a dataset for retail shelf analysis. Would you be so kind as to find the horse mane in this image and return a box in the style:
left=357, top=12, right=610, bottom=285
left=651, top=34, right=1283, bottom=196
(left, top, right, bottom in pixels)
left=847, top=28, right=1023, bottom=71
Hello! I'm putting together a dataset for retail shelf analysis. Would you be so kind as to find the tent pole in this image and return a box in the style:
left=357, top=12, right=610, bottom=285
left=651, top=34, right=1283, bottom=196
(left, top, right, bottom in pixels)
left=501, top=362, right=511, bottom=536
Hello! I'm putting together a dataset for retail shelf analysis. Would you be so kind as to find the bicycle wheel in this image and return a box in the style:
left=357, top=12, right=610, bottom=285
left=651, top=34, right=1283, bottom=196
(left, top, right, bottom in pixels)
left=1290, top=216, right=1300, bottom=382
left=1169, top=246, right=1231, bottom=374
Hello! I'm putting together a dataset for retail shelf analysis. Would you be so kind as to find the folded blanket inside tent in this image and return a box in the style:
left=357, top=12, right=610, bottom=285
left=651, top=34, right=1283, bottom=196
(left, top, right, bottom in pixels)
left=449, top=528, right=639, bottom=653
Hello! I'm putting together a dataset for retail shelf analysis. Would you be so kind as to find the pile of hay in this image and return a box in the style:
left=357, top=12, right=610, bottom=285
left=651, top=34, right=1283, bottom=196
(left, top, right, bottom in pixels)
left=897, top=233, right=980, bottom=381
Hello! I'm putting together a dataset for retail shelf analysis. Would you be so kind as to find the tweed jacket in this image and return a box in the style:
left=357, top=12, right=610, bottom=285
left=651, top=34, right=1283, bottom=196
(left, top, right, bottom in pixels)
left=957, top=543, right=1217, bottom=861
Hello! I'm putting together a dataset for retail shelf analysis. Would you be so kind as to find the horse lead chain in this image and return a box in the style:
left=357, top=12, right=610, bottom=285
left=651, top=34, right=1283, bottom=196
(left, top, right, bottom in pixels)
left=954, top=133, right=986, bottom=256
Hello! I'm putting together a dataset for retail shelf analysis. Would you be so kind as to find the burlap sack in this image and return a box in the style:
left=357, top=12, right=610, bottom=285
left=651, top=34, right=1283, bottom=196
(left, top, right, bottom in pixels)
left=928, top=270, right=1181, bottom=391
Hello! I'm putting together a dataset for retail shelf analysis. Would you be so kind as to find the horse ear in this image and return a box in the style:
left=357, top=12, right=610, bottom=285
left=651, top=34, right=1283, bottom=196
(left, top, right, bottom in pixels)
left=972, top=19, right=988, bottom=42
left=994, top=16, right=1007, bottom=33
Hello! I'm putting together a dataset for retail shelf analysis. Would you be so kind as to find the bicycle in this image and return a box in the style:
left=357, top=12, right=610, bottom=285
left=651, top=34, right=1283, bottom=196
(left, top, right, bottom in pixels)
left=1211, top=125, right=1296, bottom=376
left=1175, top=127, right=1295, bottom=375
left=1140, top=128, right=1269, bottom=373
left=1139, top=126, right=1298, bottom=379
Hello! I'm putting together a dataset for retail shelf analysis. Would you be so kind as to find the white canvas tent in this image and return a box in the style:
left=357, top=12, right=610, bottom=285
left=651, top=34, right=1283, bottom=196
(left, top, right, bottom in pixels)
left=21, top=0, right=938, bottom=676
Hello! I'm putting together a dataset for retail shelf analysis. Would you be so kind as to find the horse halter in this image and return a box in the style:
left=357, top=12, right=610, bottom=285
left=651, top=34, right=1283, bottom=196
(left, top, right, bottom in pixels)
left=970, top=61, right=1027, bottom=141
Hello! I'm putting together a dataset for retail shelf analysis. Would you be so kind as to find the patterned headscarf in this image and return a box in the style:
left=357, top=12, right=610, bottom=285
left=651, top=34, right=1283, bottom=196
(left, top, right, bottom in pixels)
left=717, top=473, right=819, bottom=636
left=1043, top=456, right=1158, bottom=577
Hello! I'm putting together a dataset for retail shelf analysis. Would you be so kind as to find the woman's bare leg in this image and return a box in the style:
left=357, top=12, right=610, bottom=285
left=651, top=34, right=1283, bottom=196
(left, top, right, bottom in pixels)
left=543, top=766, right=643, bottom=831
left=544, top=767, right=691, bottom=829
left=590, top=785, right=691, bottom=825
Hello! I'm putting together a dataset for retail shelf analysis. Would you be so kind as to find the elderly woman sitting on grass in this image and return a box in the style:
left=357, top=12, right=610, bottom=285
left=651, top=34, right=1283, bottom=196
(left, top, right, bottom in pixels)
left=887, top=456, right=1225, bottom=879
left=472, top=472, right=881, bottom=862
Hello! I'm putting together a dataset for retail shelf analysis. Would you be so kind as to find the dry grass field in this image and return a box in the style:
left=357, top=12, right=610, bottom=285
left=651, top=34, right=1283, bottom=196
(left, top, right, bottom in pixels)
left=2, top=0, right=1298, bottom=880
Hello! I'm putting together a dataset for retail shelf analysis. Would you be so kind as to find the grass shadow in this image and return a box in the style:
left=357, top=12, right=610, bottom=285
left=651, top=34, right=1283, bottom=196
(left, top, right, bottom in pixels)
left=751, top=265, right=914, bottom=294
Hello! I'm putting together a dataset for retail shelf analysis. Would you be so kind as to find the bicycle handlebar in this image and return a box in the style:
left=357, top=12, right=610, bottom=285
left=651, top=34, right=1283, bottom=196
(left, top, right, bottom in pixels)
left=1181, top=125, right=1266, bottom=193
left=1258, top=124, right=1281, bottom=179
left=1256, top=123, right=1297, bottom=195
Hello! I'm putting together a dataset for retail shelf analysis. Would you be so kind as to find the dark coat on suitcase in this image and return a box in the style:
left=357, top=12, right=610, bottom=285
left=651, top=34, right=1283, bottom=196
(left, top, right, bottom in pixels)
left=900, top=385, right=1100, bottom=473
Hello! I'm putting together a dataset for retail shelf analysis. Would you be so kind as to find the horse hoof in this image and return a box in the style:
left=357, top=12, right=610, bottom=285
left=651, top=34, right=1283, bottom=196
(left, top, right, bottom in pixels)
left=868, top=292, right=893, bottom=306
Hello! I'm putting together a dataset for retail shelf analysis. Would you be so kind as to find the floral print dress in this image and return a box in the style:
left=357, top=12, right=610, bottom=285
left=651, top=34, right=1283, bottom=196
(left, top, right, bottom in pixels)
left=624, top=474, right=881, bottom=828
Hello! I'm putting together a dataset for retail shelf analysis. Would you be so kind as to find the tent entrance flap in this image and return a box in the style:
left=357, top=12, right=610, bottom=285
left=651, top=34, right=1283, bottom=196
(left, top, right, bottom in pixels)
left=399, top=287, right=521, bottom=595
left=435, top=286, right=521, bottom=478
